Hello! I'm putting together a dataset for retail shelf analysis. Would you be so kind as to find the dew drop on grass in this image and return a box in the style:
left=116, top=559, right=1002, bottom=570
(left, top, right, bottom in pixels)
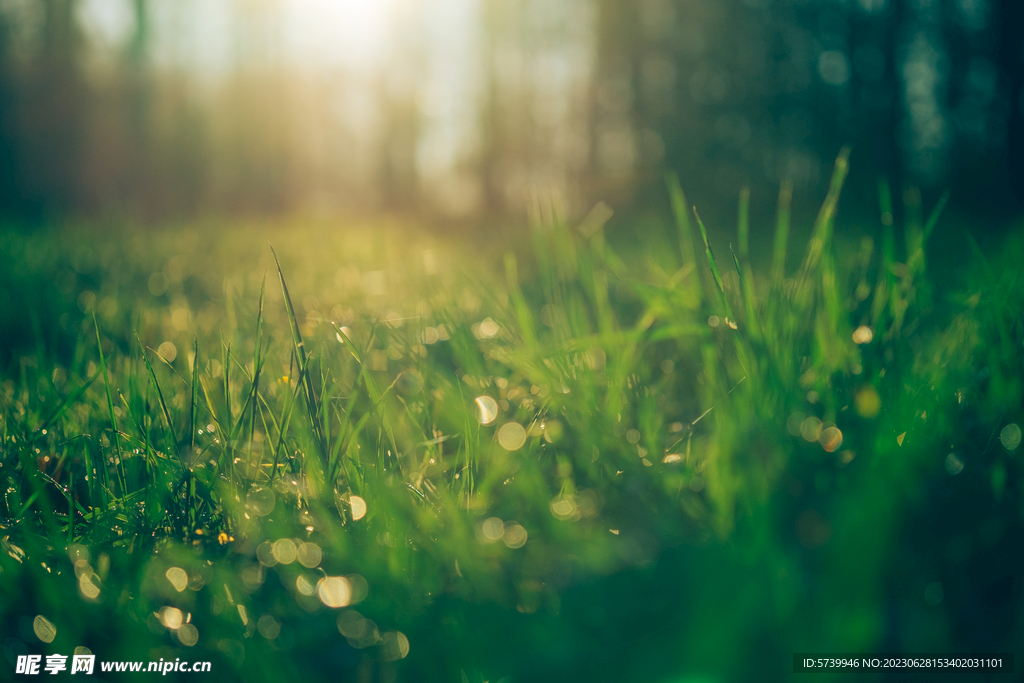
left=946, top=453, right=964, bottom=475
left=999, top=423, right=1021, bottom=451
left=497, top=422, right=527, bottom=450
left=350, top=495, right=367, bottom=521
left=475, top=396, right=498, bottom=425
left=33, top=615, right=56, bottom=643
left=166, top=566, right=188, bottom=592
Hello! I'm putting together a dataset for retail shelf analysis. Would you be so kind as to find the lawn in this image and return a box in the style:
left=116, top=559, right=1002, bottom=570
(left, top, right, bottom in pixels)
left=1, top=153, right=1022, bottom=682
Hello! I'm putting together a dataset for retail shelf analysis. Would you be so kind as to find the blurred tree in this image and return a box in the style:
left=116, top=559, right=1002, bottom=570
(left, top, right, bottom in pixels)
left=17, top=0, right=88, bottom=219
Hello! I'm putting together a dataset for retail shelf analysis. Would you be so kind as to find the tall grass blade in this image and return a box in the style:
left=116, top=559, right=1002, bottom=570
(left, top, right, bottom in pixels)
left=666, top=172, right=701, bottom=299
left=737, top=187, right=750, bottom=259
left=135, top=330, right=178, bottom=459
left=270, top=246, right=327, bottom=463
left=772, top=179, right=792, bottom=284
left=692, top=207, right=727, bottom=303
left=190, top=337, right=199, bottom=457
left=94, top=313, right=127, bottom=497
left=923, top=189, right=950, bottom=242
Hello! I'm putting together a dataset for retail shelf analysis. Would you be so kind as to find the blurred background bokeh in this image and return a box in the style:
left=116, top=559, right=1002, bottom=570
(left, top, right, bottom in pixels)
left=0, top=0, right=1021, bottom=230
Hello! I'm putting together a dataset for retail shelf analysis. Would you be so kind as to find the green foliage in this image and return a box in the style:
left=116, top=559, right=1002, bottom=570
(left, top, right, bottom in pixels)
left=0, top=166, right=1022, bottom=681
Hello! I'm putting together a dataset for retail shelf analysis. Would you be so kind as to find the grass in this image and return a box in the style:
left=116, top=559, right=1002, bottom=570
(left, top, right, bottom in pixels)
left=1, top=152, right=1023, bottom=682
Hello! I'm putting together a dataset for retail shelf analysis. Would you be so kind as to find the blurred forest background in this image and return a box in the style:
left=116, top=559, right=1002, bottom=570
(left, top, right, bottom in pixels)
left=0, top=0, right=1021, bottom=228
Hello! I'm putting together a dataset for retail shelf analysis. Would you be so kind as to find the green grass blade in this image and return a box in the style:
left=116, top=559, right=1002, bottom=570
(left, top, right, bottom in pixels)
left=692, top=207, right=727, bottom=304
left=923, top=189, right=950, bottom=242
left=666, top=172, right=701, bottom=299
left=772, top=179, right=792, bottom=284
left=135, top=330, right=178, bottom=459
left=190, top=336, right=200, bottom=457
left=94, top=313, right=127, bottom=497
left=737, top=187, right=750, bottom=259
left=270, top=246, right=327, bottom=462
left=32, top=372, right=99, bottom=439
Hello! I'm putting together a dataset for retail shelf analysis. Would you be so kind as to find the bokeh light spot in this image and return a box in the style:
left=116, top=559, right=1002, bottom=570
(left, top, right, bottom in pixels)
left=296, top=575, right=317, bottom=596
left=999, top=423, right=1021, bottom=451
left=166, top=567, right=188, bottom=592
left=350, top=495, right=367, bottom=521
left=852, top=325, right=874, bottom=344
left=503, top=524, right=528, bottom=549
left=297, top=542, right=322, bottom=568
left=157, top=341, right=177, bottom=362
left=177, top=623, right=199, bottom=646
left=475, top=396, right=498, bottom=425
left=819, top=426, right=843, bottom=452
left=800, top=416, right=823, bottom=442
left=550, top=495, right=577, bottom=520
left=272, top=538, right=297, bottom=565
left=481, top=517, right=504, bottom=541
left=855, top=386, right=881, bottom=418
left=160, top=606, right=183, bottom=630
left=246, top=487, right=275, bottom=516
left=318, top=576, right=352, bottom=608
left=33, top=616, right=56, bottom=643
left=498, top=422, right=527, bottom=450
